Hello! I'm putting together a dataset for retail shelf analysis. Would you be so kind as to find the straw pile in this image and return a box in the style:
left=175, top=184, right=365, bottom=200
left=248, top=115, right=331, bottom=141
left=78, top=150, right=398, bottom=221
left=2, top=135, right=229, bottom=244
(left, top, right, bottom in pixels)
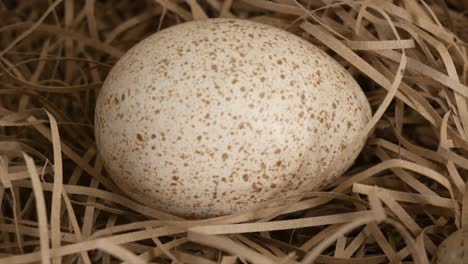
left=1, top=0, right=467, bottom=263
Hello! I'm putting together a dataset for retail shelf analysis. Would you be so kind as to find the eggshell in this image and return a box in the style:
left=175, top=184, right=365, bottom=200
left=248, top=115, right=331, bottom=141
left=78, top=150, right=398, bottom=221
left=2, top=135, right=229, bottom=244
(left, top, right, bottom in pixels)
left=95, top=18, right=371, bottom=218
left=433, top=228, right=468, bottom=264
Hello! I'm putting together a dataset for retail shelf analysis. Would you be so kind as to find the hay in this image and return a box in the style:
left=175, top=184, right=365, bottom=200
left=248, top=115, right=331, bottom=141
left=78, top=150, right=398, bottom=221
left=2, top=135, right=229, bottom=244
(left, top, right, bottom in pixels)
left=0, top=0, right=467, bottom=263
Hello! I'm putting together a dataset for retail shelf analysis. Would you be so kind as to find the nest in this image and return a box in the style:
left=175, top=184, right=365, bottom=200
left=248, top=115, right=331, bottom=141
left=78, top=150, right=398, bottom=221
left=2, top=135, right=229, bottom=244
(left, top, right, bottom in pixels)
left=1, top=0, right=468, bottom=263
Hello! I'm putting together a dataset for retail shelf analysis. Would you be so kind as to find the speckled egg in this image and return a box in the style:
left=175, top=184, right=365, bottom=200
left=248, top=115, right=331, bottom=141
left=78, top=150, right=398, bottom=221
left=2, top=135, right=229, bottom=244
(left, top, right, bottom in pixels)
left=95, top=18, right=371, bottom=218
left=433, top=228, right=468, bottom=264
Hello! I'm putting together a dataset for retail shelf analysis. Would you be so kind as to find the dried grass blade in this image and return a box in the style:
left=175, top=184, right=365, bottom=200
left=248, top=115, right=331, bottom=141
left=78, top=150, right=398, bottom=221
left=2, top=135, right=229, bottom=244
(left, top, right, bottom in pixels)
left=186, top=0, right=209, bottom=20
left=23, top=153, right=51, bottom=264
left=46, top=111, right=63, bottom=264
left=353, top=183, right=454, bottom=208
left=0, top=0, right=63, bottom=57
left=154, top=0, right=192, bottom=21
left=301, top=216, right=383, bottom=264
left=61, top=189, right=91, bottom=264
left=12, top=180, right=182, bottom=220
left=122, top=238, right=188, bottom=264
left=343, top=39, right=416, bottom=50
left=188, top=232, right=276, bottom=264
left=95, top=240, right=146, bottom=264
left=0, top=226, right=183, bottom=263
left=241, top=0, right=305, bottom=15
left=190, top=211, right=376, bottom=235
left=0, top=23, right=123, bottom=57
left=463, top=182, right=468, bottom=228
left=173, top=251, right=217, bottom=264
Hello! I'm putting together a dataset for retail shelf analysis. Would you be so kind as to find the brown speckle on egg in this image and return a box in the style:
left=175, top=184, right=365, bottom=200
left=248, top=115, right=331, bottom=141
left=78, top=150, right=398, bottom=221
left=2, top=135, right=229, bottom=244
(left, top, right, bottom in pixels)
left=95, top=18, right=371, bottom=218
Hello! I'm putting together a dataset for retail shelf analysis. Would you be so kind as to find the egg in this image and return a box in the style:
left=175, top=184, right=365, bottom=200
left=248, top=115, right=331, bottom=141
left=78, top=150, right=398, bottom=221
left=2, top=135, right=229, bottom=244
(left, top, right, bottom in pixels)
left=95, top=18, right=371, bottom=218
left=433, top=228, right=468, bottom=264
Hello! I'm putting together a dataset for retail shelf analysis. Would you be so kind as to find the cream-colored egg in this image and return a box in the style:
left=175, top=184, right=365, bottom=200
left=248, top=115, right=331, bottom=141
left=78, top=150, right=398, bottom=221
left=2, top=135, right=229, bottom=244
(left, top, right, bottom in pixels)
left=434, top=228, right=468, bottom=264
left=95, top=18, right=371, bottom=218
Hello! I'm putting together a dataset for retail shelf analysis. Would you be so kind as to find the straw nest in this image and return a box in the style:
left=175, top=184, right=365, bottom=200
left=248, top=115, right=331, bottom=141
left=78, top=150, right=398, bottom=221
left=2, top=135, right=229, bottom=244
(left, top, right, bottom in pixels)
left=1, top=0, right=467, bottom=263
